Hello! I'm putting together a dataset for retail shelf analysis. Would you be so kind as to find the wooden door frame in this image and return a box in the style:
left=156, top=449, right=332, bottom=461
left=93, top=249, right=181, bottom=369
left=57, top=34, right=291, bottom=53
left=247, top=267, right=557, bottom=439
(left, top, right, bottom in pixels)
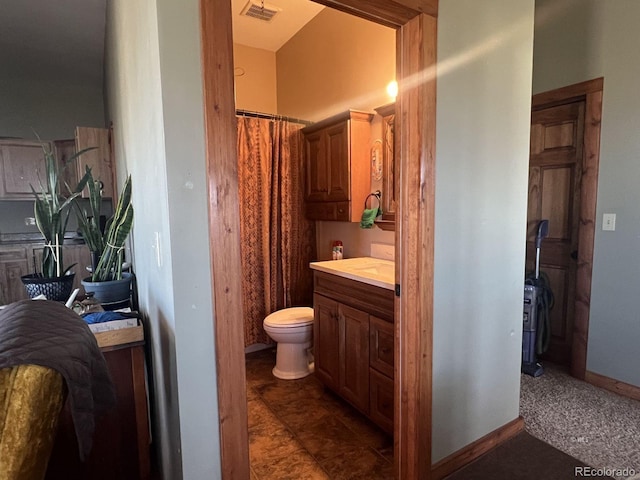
left=531, top=77, right=604, bottom=380
left=199, top=1, right=438, bottom=478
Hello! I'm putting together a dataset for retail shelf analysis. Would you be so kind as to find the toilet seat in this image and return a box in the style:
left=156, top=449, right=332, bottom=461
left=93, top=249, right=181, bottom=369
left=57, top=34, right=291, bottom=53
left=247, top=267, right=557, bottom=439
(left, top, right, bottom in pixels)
left=264, top=307, right=314, bottom=328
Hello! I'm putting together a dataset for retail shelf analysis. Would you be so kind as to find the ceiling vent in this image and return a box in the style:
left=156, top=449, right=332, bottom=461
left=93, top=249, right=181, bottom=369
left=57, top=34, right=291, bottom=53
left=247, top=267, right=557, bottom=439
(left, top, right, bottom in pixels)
left=240, top=1, right=281, bottom=22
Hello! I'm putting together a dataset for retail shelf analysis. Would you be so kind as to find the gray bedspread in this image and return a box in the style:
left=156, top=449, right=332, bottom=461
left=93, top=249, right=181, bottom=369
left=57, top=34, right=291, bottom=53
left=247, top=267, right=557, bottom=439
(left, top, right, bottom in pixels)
left=0, top=299, right=116, bottom=460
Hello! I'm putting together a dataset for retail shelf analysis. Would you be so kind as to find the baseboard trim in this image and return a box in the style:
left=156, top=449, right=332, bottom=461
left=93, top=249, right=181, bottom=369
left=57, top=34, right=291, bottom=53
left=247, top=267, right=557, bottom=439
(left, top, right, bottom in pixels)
left=431, top=416, right=525, bottom=480
left=585, top=370, right=640, bottom=402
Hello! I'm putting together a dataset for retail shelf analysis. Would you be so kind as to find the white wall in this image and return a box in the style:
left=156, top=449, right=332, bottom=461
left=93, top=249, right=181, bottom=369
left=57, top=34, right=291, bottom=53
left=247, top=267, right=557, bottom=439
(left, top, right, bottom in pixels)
left=533, top=0, right=640, bottom=388
left=433, top=0, right=535, bottom=462
left=105, top=1, right=221, bottom=479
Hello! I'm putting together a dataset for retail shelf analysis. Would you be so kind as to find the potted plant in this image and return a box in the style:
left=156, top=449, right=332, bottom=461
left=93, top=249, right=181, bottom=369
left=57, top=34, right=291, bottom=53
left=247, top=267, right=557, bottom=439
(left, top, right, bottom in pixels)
left=76, top=170, right=134, bottom=309
left=21, top=143, right=93, bottom=301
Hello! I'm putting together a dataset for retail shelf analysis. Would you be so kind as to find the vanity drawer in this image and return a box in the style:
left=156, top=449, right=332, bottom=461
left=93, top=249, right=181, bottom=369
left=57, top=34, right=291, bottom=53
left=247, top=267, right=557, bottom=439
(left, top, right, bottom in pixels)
left=370, top=368, right=394, bottom=434
left=314, top=271, right=394, bottom=321
left=370, top=316, right=394, bottom=378
left=305, top=201, right=350, bottom=221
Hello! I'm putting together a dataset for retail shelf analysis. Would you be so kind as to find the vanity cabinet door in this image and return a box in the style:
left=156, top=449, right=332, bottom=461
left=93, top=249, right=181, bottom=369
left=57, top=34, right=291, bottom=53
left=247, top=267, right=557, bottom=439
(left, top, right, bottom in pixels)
left=370, top=368, right=394, bottom=434
left=370, top=316, right=394, bottom=378
left=339, top=303, right=370, bottom=414
left=314, top=293, right=341, bottom=391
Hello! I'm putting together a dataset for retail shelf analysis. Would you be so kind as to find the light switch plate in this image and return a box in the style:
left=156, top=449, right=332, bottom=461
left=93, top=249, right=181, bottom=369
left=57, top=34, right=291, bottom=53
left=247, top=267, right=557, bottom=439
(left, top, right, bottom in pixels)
left=603, top=213, right=616, bottom=231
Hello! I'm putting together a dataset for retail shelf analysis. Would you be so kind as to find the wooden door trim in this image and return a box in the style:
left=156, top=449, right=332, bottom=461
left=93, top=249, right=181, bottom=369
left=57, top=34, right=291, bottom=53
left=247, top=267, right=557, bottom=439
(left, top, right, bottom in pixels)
left=396, top=13, right=437, bottom=479
left=199, top=1, right=250, bottom=478
left=532, top=78, right=603, bottom=380
left=532, top=78, right=603, bottom=109
left=313, top=0, right=438, bottom=27
left=200, top=1, right=438, bottom=478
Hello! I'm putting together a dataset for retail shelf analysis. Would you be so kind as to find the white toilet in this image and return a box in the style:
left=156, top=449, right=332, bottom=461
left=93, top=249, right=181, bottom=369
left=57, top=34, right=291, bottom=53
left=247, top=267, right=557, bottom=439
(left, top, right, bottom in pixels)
left=263, top=307, right=314, bottom=380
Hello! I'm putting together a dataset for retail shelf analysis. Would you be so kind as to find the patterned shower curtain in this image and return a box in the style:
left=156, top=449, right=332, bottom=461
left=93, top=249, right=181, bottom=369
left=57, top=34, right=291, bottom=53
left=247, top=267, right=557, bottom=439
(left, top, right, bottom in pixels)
left=237, top=116, right=316, bottom=346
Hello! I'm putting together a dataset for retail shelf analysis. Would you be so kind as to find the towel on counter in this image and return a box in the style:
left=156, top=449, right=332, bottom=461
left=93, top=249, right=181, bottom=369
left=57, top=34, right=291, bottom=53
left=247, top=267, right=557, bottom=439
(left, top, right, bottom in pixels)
left=359, top=208, right=379, bottom=229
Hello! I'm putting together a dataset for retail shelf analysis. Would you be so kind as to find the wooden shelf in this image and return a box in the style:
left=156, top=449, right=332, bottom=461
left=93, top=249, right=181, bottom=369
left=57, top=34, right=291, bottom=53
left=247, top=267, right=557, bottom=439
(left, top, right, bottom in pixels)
left=94, top=324, right=144, bottom=348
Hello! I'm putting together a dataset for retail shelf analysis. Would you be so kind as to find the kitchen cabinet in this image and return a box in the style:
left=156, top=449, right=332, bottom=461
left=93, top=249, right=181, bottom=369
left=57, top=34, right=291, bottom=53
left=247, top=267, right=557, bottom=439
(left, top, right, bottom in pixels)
left=0, top=140, right=52, bottom=199
left=302, top=110, right=373, bottom=221
left=0, top=242, right=92, bottom=304
left=0, top=128, right=113, bottom=201
left=313, top=271, right=394, bottom=433
left=0, top=247, right=30, bottom=304
left=75, top=127, right=115, bottom=199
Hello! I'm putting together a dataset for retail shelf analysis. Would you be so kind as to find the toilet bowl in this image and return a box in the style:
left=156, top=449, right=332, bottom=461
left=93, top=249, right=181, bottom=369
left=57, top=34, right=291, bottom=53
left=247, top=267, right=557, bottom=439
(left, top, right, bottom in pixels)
left=263, top=307, right=314, bottom=380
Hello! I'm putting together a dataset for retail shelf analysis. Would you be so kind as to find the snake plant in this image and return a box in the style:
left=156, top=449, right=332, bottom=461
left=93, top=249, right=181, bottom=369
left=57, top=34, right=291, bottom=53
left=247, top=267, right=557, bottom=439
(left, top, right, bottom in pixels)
left=86, top=174, right=133, bottom=282
left=72, top=165, right=105, bottom=256
left=30, top=143, right=93, bottom=278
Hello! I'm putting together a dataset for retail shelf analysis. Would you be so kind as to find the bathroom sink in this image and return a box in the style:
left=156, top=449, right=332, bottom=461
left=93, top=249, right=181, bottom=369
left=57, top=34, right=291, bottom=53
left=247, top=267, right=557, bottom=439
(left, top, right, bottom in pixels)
left=351, top=263, right=394, bottom=277
left=309, top=257, right=395, bottom=290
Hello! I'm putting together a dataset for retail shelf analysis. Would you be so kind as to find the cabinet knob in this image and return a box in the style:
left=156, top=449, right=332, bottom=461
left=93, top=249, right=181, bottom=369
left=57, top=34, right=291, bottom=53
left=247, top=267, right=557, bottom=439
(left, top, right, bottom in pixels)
left=338, top=208, right=344, bottom=213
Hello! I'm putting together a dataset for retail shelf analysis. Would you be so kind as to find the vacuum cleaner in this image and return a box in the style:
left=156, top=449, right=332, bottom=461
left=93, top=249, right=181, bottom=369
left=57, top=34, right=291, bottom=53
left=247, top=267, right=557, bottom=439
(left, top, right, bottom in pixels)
left=522, top=219, right=553, bottom=377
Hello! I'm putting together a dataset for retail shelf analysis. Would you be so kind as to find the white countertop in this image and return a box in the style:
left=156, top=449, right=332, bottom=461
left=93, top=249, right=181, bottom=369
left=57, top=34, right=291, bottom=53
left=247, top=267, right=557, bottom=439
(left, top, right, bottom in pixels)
left=310, top=257, right=395, bottom=290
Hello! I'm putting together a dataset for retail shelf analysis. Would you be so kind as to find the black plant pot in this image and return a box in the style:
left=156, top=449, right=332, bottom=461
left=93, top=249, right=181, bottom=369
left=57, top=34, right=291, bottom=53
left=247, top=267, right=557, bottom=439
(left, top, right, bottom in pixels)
left=81, top=273, right=132, bottom=311
left=21, top=273, right=76, bottom=302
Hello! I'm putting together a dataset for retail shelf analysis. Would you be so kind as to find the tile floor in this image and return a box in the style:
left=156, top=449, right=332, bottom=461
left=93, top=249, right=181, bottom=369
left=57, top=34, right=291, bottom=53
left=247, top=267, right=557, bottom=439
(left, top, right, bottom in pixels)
left=246, top=348, right=394, bottom=480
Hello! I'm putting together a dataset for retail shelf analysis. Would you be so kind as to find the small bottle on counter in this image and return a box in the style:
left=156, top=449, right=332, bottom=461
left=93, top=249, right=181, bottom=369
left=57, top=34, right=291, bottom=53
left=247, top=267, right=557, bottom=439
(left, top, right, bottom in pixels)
left=332, top=240, right=343, bottom=260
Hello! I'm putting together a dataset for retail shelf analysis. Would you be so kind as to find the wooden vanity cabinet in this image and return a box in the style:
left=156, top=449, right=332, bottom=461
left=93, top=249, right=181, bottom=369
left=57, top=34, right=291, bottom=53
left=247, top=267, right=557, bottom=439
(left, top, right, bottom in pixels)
left=302, top=110, right=373, bottom=221
left=313, top=271, right=394, bottom=433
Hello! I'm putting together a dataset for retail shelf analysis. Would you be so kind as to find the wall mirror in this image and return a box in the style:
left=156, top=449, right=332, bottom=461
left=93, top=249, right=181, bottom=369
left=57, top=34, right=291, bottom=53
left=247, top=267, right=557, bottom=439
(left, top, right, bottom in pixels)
left=374, top=103, right=396, bottom=230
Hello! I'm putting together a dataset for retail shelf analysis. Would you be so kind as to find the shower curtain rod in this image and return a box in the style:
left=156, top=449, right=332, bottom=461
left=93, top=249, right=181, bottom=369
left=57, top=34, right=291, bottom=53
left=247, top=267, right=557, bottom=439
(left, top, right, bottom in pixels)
left=235, top=109, right=314, bottom=126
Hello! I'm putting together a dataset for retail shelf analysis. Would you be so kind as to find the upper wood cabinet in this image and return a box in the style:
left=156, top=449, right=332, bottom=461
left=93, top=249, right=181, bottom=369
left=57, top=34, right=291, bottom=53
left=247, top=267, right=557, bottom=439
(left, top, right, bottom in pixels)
left=302, top=110, right=373, bottom=222
left=0, top=127, right=113, bottom=201
left=0, top=140, right=51, bottom=199
left=374, top=103, right=396, bottom=231
left=75, top=127, right=114, bottom=199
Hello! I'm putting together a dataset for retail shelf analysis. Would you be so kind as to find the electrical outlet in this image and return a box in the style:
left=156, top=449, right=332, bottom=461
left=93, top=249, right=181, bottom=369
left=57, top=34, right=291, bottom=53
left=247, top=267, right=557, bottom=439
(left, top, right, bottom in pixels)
left=24, top=217, right=36, bottom=226
left=603, top=213, right=616, bottom=231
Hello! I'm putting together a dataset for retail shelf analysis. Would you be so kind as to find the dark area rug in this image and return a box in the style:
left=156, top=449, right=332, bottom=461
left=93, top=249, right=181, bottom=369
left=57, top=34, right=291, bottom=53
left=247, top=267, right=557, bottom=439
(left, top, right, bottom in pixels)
left=445, top=432, right=615, bottom=480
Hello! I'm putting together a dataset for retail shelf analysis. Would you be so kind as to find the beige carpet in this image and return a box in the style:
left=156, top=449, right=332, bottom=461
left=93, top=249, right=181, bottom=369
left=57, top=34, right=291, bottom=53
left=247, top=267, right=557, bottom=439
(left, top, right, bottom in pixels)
left=520, top=364, right=640, bottom=480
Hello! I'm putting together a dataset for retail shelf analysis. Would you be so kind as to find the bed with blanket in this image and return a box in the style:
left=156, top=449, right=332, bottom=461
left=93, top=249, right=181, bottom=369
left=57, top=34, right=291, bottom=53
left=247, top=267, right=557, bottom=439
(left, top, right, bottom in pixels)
left=0, top=300, right=115, bottom=480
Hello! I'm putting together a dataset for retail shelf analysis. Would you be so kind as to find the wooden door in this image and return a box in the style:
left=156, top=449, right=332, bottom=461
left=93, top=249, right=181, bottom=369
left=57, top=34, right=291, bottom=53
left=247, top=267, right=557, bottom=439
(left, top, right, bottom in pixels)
left=339, top=303, right=370, bottom=413
left=313, top=293, right=341, bottom=391
left=75, top=127, right=114, bottom=199
left=527, top=100, right=585, bottom=365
